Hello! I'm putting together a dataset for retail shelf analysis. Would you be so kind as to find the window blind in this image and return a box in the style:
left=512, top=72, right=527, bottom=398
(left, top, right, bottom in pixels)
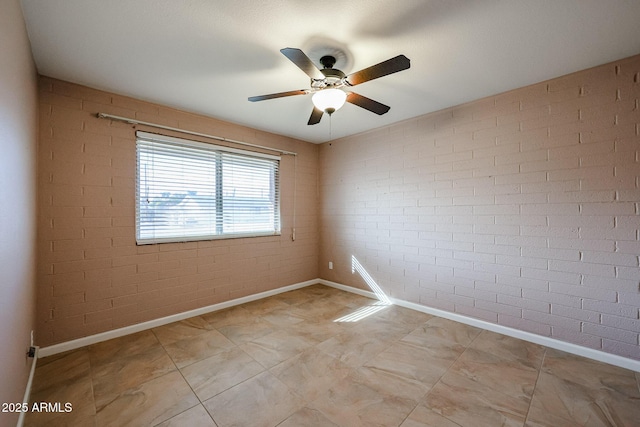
left=136, top=131, right=281, bottom=244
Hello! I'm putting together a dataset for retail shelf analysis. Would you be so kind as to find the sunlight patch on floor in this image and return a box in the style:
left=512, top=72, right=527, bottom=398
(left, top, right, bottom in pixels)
left=333, top=256, right=392, bottom=322
left=333, top=301, right=390, bottom=322
left=351, top=255, right=392, bottom=304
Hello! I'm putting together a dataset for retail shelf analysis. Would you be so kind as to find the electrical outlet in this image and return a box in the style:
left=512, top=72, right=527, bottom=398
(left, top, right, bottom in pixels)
left=329, top=261, right=333, bottom=270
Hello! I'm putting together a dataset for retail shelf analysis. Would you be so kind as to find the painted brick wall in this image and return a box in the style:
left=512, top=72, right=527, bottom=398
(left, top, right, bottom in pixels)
left=319, top=55, right=640, bottom=360
left=37, top=77, right=319, bottom=346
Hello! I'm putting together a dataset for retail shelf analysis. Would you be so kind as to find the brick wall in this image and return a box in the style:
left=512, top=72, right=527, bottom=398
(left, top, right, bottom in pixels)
left=37, top=77, right=319, bottom=346
left=319, top=55, right=640, bottom=360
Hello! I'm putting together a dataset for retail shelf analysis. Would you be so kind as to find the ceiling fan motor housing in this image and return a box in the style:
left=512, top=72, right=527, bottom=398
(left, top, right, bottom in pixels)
left=311, top=56, right=345, bottom=87
left=319, top=68, right=345, bottom=83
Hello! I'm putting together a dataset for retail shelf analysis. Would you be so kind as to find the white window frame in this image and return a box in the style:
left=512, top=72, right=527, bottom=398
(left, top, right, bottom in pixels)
left=135, top=131, right=281, bottom=245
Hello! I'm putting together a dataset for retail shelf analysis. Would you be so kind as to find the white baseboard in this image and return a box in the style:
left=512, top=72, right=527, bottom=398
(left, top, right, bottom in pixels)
left=319, top=279, right=640, bottom=373
left=319, top=279, right=379, bottom=299
left=16, top=346, right=39, bottom=427
left=38, top=277, right=640, bottom=373
left=38, top=279, right=317, bottom=358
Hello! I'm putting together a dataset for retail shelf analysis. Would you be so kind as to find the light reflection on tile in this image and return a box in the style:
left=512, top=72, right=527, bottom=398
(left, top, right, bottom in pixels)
left=288, top=297, right=352, bottom=322
left=26, top=284, right=640, bottom=427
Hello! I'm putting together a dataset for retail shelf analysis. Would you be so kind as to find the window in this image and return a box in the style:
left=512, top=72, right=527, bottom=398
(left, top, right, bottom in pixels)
left=136, top=131, right=280, bottom=244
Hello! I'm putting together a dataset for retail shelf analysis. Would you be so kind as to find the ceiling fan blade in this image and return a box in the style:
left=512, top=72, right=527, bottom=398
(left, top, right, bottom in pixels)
left=346, top=92, right=390, bottom=115
left=307, top=107, right=323, bottom=125
left=345, top=55, right=410, bottom=86
left=248, top=90, right=308, bottom=102
left=280, top=48, right=325, bottom=80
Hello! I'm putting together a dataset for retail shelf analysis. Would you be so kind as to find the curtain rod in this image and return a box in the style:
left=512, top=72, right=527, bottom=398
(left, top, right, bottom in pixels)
left=96, top=112, right=297, bottom=156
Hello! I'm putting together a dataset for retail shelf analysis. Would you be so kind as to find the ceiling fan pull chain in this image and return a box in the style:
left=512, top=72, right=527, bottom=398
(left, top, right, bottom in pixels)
left=329, top=114, right=332, bottom=141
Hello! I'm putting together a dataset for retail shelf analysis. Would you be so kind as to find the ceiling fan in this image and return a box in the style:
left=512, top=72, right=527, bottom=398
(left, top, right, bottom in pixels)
left=248, top=47, right=410, bottom=125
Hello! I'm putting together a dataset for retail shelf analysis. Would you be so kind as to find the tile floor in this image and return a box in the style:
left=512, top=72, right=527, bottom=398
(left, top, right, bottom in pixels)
left=26, top=284, right=640, bottom=427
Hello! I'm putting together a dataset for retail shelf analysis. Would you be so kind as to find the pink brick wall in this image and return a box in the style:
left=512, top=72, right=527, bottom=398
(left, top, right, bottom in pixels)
left=319, top=55, right=640, bottom=360
left=37, top=77, right=319, bottom=346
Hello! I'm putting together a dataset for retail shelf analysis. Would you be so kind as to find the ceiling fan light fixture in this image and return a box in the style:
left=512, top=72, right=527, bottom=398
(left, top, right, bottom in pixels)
left=312, top=88, right=347, bottom=114
left=248, top=47, right=410, bottom=125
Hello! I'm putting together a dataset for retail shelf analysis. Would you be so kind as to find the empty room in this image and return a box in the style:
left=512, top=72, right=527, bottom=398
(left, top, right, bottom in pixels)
left=2, top=0, right=640, bottom=426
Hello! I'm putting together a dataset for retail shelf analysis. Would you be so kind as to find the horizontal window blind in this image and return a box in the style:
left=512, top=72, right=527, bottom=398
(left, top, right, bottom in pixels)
left=136, top=131, right=280, bottom=244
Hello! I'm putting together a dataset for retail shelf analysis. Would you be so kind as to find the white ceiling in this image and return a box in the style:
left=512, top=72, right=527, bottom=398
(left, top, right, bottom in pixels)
left=20, top=0, right=640, bottom=143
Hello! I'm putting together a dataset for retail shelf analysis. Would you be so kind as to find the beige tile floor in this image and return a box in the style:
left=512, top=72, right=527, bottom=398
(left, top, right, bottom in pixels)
left=26, top=284, right=640, bottom=427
